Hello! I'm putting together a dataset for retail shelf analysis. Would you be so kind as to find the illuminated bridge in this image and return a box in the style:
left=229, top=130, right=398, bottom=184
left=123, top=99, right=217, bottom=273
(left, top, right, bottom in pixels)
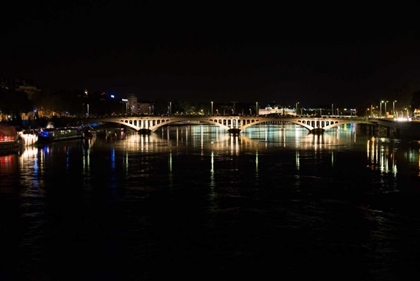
left=85, top=115, right=375, bottom=134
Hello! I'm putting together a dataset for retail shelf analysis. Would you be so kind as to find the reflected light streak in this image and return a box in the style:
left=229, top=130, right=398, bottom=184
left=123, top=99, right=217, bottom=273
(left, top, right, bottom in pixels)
left=295, top=127, right=301, bottom=147
left=201, top=126, right=204, bottom=155
left=255, top=150, right=259, bottom=177
left=379, top=144, right=387, bottom=173
left=125, top=152, right=129, bottom=176
left=418, top=149, right=420, bottom=177
left=0, top=155, right=14, bottom=174
left=391, top=148, right=397, bottom=176
left=82, top=147, right=90, bottom=173
left=18, top=146, right=41, bottom=188
left=111, top=148, right=115, bottom=171
left=366, top=136, right=398, bottom=176
left=185, top=127, right=188, bottom=145
left=169, top=151, right=173, bottom=187
left=210, top=150, right=214, bottom=187
left=65, top=146, right=70, bottom=170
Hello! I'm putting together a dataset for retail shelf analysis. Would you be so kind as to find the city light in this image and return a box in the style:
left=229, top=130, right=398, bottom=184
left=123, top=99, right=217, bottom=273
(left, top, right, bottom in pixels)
left=394, top=117, right=412, bottom=122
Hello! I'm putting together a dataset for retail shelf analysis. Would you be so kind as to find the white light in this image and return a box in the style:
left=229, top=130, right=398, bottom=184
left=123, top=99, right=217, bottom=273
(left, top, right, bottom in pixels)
left=394, top=117, right=412, bottom=122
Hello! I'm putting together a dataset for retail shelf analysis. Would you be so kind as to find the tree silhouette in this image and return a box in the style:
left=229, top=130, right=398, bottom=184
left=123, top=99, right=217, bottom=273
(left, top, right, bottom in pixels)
left=0, top=87, right=33, bottom=125
left=410, top=90, right=420, bottom=111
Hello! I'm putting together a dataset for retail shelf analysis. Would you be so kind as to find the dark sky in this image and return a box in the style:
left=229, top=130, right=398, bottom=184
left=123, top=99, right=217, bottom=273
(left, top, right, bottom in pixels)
left=2, top=3, right=420, bottom=108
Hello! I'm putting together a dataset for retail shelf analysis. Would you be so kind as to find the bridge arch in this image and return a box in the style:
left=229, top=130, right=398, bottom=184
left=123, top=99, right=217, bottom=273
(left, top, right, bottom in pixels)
left=93, top=116, right=247, bottom=132
left=239, top=117, right=372, bottom=132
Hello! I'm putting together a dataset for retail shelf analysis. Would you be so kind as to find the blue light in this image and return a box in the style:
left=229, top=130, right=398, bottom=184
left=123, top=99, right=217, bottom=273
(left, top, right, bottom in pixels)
left=111, top=94, right=115, bottom=98
left=39, top=131, right=51, bottom=137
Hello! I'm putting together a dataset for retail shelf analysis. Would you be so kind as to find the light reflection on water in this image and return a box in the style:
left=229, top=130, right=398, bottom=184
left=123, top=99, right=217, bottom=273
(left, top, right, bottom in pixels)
left=1, top=124, right=420, bottom=279
left=0, top=124, right=419, bottom=189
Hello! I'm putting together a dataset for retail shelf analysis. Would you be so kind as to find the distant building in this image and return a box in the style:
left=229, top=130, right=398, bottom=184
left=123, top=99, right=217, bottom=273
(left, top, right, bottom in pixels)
left=138, top=101, right=155, bottom=115
left=0, top=78, right=41, bottom=100
left=258, top=104, right=295, bottom=116
left=126, top=93, right=138, bottom=114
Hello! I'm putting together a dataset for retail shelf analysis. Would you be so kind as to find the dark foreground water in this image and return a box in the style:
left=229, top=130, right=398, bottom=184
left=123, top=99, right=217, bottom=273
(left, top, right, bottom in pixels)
left=1, top=124, right=420, bottom=280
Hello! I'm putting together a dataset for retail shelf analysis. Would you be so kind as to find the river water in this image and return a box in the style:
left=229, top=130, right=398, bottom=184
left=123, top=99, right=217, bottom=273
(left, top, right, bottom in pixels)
left=1, top=124, right=420, bottom=280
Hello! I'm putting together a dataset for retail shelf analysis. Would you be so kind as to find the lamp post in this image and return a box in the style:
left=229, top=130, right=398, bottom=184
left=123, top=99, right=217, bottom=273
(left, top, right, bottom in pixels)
left=84, top=89, right=89, bottom=117
left=393, top=100, right=397, bottom=117
left=296, top=102, right=299, bottom=116
left=211, top=101, right=213, bottom=116
left=331, top=103, right=334, bottom=115
left=385, top=101, right=388, bottom=117
left=256, top=102, right=259, bottom=116
left=380, top=100, right=384, bottom=117
left=231, top=101, right=237, bottom=115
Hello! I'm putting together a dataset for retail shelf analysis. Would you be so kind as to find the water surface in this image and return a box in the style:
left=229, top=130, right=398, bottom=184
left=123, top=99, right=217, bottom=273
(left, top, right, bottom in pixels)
left=1, top=124, right=420, bottom=280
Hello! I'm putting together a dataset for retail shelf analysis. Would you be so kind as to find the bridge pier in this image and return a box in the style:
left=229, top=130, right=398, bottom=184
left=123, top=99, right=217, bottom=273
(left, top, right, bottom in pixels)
left=138, top=128, right=152, bottom=134
left=228, top=128, right=241, bottom=134
left=310, top=128, right=325, bottom=134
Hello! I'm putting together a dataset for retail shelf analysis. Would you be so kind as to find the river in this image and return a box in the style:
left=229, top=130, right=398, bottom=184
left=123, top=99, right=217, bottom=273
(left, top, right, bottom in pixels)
left=1, top=124, right=420, bottom=280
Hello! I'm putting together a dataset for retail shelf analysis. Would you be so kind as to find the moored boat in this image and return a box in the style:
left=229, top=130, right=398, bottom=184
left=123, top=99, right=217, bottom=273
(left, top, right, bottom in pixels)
left=37, top=127, right=83, bottom=143
left=0, top=124, right=20, bottom=155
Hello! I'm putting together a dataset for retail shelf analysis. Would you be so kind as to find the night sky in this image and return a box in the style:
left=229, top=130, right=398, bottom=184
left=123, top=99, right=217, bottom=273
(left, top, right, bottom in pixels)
left=2, top=3, right=420, bottom=108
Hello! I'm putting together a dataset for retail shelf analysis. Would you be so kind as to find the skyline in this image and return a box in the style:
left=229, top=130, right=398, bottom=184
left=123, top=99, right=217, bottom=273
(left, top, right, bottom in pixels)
left=2, top=5, right=420, bottom=107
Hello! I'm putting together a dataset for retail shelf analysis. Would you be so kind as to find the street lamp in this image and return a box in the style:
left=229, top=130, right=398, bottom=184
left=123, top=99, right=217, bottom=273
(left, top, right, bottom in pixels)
left=231, top=101, right=237, bottom=115
left=385, top=100, right=389, bottom=117
left=331, top=103, right=334, bottom=115
left=256, top=102, right=259, bottom=116
left=84, top=89, right=89, bottom=116
left=295, top=102, right=299, bottom=116
left=393, top=100, right=397, bottom=117
left=211, top=101, right=213, bottom=116
left=380, top=100, right=384, bottom=117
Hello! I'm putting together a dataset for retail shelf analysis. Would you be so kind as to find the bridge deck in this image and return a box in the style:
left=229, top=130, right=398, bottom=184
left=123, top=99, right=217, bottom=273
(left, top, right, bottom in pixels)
left=82, top=115, right=378, bottom=133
